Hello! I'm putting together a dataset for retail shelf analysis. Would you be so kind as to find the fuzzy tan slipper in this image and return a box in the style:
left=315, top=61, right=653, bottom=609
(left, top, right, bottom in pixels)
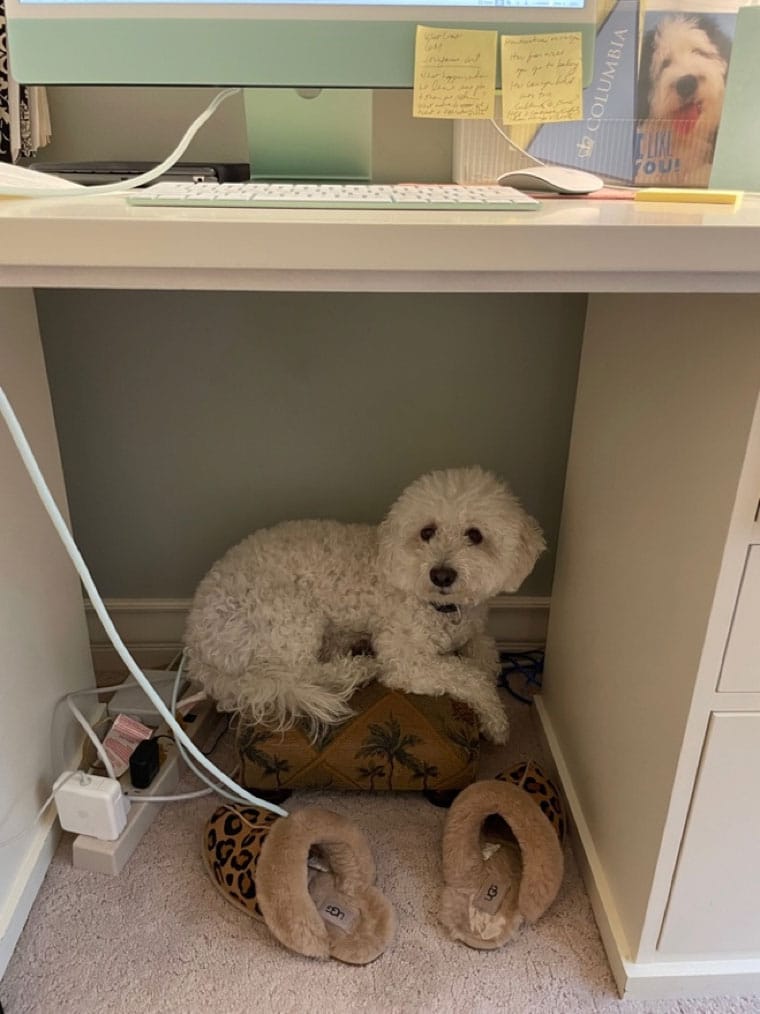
left=439, top=776, right=564, bottom=949
left=203, top=804, right=395, bottom=964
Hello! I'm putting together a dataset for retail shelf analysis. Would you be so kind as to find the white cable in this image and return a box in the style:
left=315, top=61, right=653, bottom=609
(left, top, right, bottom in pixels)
left=123, top=658, right=244, bottom=805
left=61, top=679, right=236, bottom=805
left=0, top=385, right=288, bottom=819
left=70, top=672, right=180, bottom=692
left=66, top=697, right=117, bottom=781
left=170, top=655, right=255, bottom=806
left=127, top=787, right=214, bottom=803
left=53, top=661, right=178, bottom=777
left=489, top=119, right=546, bottom=167
left=0, top=88, right=241, bottom=198
left=62, top=664, right=247, bottom=806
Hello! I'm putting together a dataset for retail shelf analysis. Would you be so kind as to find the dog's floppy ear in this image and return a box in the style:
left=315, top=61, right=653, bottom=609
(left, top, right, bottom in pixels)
left=376, top=513, right=412, bottom=592
left=376, top=516, right=397, bottom=584
left=636, top=28, right=656, bottom=119
left=696, top=15, right=732, bottom=70
left=500, top=514, right=545, bottom=594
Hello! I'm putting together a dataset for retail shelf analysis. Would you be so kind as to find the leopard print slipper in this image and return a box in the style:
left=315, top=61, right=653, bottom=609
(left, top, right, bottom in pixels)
left=439, top=764, right=565, bottom=949
left=203, top=803, right=395, bottom=964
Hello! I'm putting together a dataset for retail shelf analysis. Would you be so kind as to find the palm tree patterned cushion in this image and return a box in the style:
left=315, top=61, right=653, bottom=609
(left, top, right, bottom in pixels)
left=237, top=683, right=481, bottom=794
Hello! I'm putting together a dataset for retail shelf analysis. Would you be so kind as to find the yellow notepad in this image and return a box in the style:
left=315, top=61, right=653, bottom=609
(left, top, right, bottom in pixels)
left=634, top=189, right=743, bottom=207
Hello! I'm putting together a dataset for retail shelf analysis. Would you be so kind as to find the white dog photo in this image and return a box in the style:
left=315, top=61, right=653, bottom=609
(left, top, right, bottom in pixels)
left=184, top=466, right=545, bottom=744
left=635, top=13, right=732, bottom=186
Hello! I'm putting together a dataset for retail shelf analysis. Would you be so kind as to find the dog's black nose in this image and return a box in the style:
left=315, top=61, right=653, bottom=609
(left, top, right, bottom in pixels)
left=676, top=74, right=698, bottom=100
left=430, top=566, right=457, bottom=588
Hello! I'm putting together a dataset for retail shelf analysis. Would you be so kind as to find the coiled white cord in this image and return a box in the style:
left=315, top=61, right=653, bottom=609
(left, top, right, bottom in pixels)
left=0, top=384, right=288, bottom=819
left=0, top=88, right=241, bottom=198
left=66, top=697, right=118, bottom=781
left=58, top=669, right=248, bottom=806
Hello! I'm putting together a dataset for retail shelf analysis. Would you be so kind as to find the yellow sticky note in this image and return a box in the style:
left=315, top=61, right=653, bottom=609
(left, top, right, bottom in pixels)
left=413, top=25, right=498, bottom=120
left=634, top=188, right=742, bottom=206
left=501, top=32, right=583, bottom=125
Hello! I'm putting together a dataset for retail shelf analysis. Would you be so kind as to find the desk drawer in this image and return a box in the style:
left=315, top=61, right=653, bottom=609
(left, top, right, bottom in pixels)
left=718, top=545, right=760, bottom=693
left=659, top=712, right=760, bottom=956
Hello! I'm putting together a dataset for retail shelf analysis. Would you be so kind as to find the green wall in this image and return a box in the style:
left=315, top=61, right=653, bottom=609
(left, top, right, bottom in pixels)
left=37, top=289, right=585, bottom=598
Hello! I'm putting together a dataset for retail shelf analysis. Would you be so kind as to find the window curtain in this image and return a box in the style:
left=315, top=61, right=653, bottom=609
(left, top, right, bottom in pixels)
left=0, top=0, right=51, bottom=163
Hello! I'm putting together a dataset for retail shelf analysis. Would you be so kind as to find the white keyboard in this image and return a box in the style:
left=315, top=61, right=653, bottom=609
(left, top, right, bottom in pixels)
left=127, top=181, right=540, bottom=211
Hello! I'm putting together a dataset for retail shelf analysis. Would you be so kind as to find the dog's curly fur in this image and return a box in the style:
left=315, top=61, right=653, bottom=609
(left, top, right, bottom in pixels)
left=184, top=466, right=544, bottom=743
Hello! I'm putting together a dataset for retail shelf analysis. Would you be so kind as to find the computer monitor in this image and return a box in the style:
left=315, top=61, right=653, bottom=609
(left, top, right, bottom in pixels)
left=6, top=0, right=596, bottom=179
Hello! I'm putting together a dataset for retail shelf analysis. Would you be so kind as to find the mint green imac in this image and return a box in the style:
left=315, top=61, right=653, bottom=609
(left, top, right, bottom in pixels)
left=6, top=0, right=596, bottom=180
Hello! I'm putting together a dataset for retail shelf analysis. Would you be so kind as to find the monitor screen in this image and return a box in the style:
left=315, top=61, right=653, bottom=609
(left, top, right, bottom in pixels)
left=6, top=0, right=594, bottom=87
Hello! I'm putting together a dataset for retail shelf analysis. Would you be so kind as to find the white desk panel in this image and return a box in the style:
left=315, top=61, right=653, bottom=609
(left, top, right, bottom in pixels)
left=1, top=195, right=760, bottom=292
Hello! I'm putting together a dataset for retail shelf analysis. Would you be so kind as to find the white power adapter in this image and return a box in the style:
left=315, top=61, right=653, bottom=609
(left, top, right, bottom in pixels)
left=54, top=771, right=131, bottom=840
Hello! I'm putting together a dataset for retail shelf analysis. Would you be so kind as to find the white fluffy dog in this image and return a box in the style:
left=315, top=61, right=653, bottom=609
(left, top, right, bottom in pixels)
left=184, top=466, right=544, bottom=744
left=635, top=14, right=730, bottom=186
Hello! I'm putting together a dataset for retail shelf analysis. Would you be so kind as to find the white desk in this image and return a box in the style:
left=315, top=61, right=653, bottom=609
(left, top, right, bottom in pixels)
left=2, top=193, right=760, bottom=291
left=1, top=194, right=759, bottom=998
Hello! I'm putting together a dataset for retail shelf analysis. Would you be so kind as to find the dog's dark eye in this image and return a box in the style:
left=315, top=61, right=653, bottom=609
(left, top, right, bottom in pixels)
left=661, top=58, right=672, bottom=70
left=420, top=526, right=437, bottom=542
left=465, top=527, right=483, bottom=545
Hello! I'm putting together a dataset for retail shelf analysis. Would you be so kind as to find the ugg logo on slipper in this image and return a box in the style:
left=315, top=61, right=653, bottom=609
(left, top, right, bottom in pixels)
left=319, top=900, right=359, bottom=933
left=475, top=874, right=511, bottom=915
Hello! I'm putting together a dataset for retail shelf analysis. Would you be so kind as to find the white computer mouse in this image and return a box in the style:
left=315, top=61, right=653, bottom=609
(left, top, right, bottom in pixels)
left=497, top=165, right=604, bottom=195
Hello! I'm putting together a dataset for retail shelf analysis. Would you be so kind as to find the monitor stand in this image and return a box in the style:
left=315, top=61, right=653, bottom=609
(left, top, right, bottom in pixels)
left=244, top=88, right=373, bottom=182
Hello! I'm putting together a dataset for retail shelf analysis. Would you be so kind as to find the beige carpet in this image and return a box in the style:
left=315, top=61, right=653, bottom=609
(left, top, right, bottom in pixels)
left=2, top=695, right=758, bottom=1014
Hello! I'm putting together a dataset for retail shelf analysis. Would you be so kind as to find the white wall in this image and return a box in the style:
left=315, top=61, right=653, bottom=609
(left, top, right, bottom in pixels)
left=0, top=290, right=96, bottom=978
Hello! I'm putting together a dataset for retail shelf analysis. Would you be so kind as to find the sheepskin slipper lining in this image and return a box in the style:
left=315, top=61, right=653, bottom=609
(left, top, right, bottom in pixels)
left=440, top=780, right=564, bottom=950
left=203, top=804, right=395, bottom=965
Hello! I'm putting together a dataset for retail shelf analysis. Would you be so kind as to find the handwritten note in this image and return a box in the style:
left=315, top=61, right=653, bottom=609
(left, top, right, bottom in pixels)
left=500, top=32, right=583, bottom=125
left=413, top=26, right=498, bottom=120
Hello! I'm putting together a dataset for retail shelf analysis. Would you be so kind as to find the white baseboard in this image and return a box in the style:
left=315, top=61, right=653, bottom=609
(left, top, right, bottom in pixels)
left=0, top=810, right=60, bottom=981
left=86, top=594, right=551, bottom=658
left=489, top=594, right=550, bottom=647
left=534, top=696, right=760, bottom=1000
left=86, top=598, right=189, bottom=656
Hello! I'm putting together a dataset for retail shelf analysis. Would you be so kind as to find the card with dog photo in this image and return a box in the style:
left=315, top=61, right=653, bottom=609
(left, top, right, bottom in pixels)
left=635, top=0, right=738, bottom=187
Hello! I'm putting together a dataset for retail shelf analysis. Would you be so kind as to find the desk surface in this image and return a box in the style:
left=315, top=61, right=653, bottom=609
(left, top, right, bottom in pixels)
left=2, top=192, right=760, bottom=292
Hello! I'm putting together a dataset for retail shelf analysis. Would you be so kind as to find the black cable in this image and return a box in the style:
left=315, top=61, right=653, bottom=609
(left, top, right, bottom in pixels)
left=202, top=716, right=231, bottom=757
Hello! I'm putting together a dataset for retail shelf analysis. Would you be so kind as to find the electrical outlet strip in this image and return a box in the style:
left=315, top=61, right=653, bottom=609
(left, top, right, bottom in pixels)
left=71, top=699, right=222, bottom=876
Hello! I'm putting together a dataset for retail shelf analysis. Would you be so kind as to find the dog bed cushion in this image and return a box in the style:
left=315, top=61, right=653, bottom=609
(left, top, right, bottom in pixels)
left=236, top=682, right=481, bottom=794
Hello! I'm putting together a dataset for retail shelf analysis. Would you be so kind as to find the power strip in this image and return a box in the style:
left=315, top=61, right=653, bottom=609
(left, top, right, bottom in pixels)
left=71, top=699, right=223, bottom=876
